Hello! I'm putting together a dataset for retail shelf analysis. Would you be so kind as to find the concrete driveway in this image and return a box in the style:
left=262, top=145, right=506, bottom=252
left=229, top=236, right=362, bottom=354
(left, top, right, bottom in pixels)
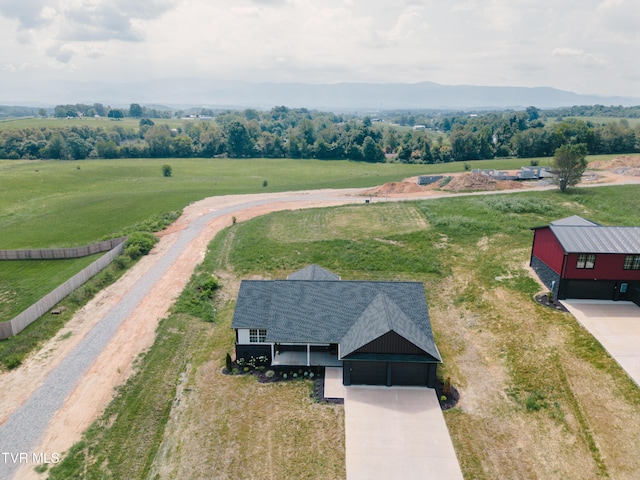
left=325, top=368, right=463, bottom=480
left=561, top=300, right=640, bottom=386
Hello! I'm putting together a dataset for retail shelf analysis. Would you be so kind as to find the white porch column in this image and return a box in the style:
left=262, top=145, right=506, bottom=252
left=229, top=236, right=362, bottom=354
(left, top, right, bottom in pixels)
left=307, top=344, right=310, bottom=367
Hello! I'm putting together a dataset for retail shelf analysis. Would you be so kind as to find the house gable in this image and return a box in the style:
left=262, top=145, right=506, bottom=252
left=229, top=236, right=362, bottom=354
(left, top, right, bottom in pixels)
left=340, top=292, right=441, bottom=362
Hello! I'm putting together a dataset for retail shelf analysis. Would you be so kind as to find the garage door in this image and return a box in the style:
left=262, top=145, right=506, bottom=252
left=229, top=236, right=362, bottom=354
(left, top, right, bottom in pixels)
left=347, top=362, right=432, bottom=387
left=349, top=361, right=387, bottom=385
left=390, top=363, right=429, bottom=387
left=562, top=280, right=615, bottom=300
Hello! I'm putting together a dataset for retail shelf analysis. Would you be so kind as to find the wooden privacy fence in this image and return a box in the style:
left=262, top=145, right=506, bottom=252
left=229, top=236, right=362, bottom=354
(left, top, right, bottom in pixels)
left=0, top=238, right=127, bottom=339
left=0, top=237, right=126, bottom=260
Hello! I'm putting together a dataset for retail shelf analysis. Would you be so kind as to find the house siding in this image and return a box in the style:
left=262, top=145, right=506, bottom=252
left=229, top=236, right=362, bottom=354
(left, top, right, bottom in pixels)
left=354, top=331, right=427, bottom=356
left=531, top=227, right=565, bottom=274
left=563, top=253, right=640, bottom=281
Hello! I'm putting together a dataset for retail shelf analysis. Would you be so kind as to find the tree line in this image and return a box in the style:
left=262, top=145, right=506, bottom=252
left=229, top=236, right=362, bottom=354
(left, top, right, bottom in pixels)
left=1, top=105, right=639, bottom=162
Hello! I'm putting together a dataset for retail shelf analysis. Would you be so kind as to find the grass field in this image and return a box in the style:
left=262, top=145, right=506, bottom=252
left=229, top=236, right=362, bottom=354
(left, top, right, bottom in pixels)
left=0, top=255, right=101, bottom=320
left=47, top=184, right=640, bottom=479
left=0, top=156, right=551, bottom=249
left=0, top=116, right=185, bottom=131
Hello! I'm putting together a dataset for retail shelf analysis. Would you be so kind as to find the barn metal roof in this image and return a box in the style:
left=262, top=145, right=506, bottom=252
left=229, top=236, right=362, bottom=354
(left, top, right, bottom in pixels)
left=550, top=225, right=640, bottom=254
left=550, top=215, right=599, bottom=227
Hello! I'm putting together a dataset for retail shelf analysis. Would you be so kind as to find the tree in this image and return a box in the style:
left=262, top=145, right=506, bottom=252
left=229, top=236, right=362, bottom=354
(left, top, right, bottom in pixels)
left=225, top=120, right=252, bottom=157
left=108, top=109, right=124, bottom=120
left=45, top=134, right=68, bottom=159
left=162, top=164, right=172, bottom=177
left=550, top=143, right=588, bottom=192
left=362, top=136, right=385, bottom=163
left=129, top=103, right=143, bottom=118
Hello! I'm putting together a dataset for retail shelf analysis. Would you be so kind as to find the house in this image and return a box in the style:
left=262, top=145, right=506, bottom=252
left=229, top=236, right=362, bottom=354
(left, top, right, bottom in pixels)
left=530, top=216, right=640, bottom=305
left=231, top=265, right=442, bottom=387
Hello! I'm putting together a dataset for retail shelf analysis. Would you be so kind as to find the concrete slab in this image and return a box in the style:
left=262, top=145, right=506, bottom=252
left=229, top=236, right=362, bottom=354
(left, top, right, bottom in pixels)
left=561, top=300, right=640, bottom=386
left=323, top=368, right=463, bottom=479
left=344, top=387, right=463, bottom=480
left=324, top=366, right=347, bottom=399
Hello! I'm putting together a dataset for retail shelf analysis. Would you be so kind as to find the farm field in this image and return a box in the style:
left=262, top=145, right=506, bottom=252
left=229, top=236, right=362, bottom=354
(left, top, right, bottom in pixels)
left=0, top=154, right=618, bottom=250
left=0, top=116, right=184, bottom=131
left=0, top=255, right=101, bottom=320
left=46, top=183, right=640, bottom=479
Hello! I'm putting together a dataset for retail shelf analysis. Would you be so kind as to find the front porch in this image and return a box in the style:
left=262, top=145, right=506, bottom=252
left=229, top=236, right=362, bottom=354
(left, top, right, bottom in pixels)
left=271, top=344, right=342, bottom=367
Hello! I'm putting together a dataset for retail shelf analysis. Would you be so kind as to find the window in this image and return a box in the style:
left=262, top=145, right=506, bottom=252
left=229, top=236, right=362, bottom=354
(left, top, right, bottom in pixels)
left=576, top=254, right=596, bottom=269
left=623, top=255, right=640, bottom=270
left=249, top=328, right=267, bottom=343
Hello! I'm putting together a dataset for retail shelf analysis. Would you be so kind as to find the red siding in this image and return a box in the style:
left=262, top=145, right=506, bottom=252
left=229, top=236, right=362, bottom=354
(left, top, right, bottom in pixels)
left=532, top=227, right=565, bottom=274
left=563, top=253, right=640, bottom=280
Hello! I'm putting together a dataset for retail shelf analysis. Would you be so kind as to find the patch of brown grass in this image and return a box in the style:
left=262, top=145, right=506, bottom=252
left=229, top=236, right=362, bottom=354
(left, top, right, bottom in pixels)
left=149, top=275, right=346, bottom=480
left=428, top=239, right=640, bottom=479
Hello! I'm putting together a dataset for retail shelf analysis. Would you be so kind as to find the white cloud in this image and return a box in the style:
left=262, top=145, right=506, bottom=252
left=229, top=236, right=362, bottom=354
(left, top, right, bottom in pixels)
left=552, top=48, right=608, bottom=68
left=0, top=0, right=638, bottom=98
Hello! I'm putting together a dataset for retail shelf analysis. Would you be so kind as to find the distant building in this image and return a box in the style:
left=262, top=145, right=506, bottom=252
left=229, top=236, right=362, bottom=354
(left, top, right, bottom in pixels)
left=530, top=216, right=640, bottom=305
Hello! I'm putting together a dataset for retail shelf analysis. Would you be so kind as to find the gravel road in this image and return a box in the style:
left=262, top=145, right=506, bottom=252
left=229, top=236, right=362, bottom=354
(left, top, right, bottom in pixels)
left=0, top=189, right=363, bottom=479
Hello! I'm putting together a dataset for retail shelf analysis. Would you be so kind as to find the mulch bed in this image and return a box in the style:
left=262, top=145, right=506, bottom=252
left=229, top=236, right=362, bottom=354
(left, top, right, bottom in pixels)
left=224, top=363, right=459, bottom=409
left=534, top=293, right=568, bottom=312
left=435, top=377, right=460, bottom=410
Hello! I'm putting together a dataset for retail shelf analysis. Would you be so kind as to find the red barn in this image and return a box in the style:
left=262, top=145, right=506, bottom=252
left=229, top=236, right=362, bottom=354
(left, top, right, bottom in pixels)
left=530, top=216, right=640, bottom=306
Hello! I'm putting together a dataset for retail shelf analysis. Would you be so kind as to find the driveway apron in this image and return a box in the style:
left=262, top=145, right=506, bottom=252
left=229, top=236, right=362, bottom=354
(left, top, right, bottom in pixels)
left=561, top=300, right=640, bottom=386
left=342, top=383, right=463, bottom=479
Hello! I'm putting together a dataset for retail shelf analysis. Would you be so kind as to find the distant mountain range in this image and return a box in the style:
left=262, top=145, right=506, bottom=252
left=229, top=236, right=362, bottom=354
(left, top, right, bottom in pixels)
left=2, top=78, right=639, bottom=111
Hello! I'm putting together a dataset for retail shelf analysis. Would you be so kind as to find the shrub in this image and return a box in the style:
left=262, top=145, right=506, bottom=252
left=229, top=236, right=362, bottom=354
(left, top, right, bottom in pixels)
left=262, top=180, right=268, bottom=187
left=5, top=355, right=22, bottom=370
left=112, top=255, right=131, bottom=270
left=162, top=164, right=172, bottom=177
left=265, top=370, right=275, bottom=378
left=525, top=391, right=547, bottom=411
left=124, top=231, right=158, bottom=259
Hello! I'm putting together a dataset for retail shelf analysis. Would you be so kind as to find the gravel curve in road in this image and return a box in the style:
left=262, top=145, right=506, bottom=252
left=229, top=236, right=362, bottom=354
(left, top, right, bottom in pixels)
left=0, top=192, right=353, bottom=479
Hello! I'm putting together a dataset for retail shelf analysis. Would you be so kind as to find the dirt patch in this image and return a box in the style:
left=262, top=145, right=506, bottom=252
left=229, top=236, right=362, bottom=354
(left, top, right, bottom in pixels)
left=589, top=154, right=640, bottom=172
left=441, top=172, right=524, bottom=192
left=363, top=173, right=526, bottom=197
left=363, top=180, right=427, bottom=196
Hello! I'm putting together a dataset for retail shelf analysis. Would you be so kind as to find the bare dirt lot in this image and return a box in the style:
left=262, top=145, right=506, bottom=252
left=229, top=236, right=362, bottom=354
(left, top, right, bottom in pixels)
left=2, top=156, right=640, bottom=479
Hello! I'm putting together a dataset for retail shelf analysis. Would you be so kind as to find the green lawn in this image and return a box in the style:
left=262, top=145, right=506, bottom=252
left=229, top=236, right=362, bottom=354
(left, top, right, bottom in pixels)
left=0, top=116, right=183, bottom=131
left=0, top=156, right=550, bottom=249
left=0, top=255, right=101, bottom=320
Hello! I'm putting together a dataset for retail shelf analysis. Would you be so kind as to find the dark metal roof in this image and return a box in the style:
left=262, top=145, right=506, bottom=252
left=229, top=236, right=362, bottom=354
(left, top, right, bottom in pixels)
left=231, top=277, right=441, bottom=362
left=550, top=225, right=640, bottom=254
left=286, top=264, right=340, bottom=281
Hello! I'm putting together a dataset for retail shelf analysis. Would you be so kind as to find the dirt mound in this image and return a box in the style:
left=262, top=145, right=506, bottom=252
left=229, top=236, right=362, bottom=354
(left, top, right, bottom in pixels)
left=589, top=155, right=640, bottom=175
left=441, top=173, right=524, bottom=192
left=364, top=181, right=425, bottom=196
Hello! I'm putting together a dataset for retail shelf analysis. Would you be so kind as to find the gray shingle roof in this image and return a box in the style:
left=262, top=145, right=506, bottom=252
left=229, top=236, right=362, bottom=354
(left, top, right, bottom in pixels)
left=340, top=292, right=440, bottom=361
left=550, top=225, right=640, bottom=254
left=286, top=264, right=340, bottom=281
left=231, top=277, right=440, bottom=362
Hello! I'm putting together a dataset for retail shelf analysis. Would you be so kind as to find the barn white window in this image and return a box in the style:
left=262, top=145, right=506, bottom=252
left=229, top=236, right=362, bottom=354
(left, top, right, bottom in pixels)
left=623, top=255, right=640, bottom=270
left=249, top=328, right=267, bottom=343
left=576, top=254, right=596, bottom=269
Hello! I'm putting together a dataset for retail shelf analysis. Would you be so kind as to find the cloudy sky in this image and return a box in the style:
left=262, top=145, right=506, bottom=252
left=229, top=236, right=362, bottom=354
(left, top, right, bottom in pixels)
left=1, top=0, right=638, bottom=99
